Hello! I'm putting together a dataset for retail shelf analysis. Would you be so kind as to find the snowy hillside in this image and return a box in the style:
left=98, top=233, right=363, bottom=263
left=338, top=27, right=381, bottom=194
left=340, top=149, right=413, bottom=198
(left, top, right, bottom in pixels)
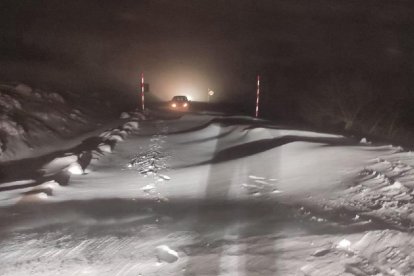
left=1, top=113, right=414, bottom=275
left=0, top=83, right=116, bottom=161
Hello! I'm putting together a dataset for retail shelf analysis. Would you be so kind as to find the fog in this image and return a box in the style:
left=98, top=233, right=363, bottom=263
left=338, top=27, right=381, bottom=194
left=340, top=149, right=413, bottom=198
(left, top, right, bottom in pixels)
left=0, top=0, right=412, bottom=108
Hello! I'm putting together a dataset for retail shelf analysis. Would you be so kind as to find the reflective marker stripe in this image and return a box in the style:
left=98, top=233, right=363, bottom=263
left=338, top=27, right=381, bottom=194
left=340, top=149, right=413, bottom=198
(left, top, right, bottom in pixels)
left=255, top=75, right=260, bottom=118
left=141, top=73, right=145, bottom=111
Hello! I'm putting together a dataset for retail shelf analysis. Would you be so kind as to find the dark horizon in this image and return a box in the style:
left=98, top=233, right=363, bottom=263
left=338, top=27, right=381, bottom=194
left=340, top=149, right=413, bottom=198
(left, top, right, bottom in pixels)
left=1, top=0, right=412, bottom=102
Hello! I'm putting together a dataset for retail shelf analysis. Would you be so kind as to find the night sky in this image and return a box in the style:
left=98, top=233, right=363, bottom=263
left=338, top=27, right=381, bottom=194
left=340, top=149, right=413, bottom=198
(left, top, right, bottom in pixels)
left=0, top=0, right=413, bottom=106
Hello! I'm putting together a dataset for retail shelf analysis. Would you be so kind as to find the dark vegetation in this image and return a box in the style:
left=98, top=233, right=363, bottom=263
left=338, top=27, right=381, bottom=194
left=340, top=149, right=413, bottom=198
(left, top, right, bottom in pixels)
left=253, top=71, right=414, bottom=148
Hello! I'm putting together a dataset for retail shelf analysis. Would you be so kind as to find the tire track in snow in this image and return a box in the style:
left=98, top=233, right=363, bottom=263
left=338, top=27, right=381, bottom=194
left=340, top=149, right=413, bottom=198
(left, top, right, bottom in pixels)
left=127, top=121, right=172, bottom=197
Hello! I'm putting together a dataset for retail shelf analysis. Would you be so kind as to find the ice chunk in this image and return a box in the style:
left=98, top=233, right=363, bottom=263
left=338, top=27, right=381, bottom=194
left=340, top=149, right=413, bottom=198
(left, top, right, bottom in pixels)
left=254, top=180, right=268, bottom=185
left=142, top=184, right=155, bottom=193
left=159, top=174, right=171, bottom=180
left=249, top=175, right=265, bottom=180
left=156, top=245, right=179, bottom=263
left=98, top=143, right=112, bottom=153
left=37, top=192, right=49, bottom=200
left=68, top=163, right=83, bottom=175
left=242, top=183, right=257, bottom=189
left=336, top=239, right=351, bottom=250
left=40, top=181, right=61, bottom=190
left=389, top=181, right=403, bottom=189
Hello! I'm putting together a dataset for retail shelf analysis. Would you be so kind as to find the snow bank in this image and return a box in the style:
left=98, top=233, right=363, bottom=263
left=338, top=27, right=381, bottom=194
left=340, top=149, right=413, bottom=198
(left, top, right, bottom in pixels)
left=0, top=83, right=147, bottom=162
left=0, top=83, right=95, bottom=161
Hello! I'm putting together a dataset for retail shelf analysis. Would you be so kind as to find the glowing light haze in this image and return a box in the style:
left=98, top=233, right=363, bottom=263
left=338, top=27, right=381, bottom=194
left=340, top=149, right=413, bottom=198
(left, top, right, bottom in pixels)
left=148, top=66, right=217, bottom=102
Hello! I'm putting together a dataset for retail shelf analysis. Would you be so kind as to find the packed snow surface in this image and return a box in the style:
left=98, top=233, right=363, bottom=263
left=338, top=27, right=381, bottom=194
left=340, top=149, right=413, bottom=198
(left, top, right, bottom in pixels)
left=1, top=113, right=414, bottom=275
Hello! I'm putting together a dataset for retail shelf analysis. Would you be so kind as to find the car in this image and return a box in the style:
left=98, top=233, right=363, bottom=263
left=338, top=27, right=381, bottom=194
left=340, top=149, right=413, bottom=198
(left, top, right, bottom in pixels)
left=169, top=95, right=189, bottom=111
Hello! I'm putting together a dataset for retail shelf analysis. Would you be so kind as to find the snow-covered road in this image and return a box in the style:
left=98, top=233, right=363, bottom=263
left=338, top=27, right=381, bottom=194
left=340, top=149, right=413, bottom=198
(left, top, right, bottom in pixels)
left=1, top=113, right=413, bottom=275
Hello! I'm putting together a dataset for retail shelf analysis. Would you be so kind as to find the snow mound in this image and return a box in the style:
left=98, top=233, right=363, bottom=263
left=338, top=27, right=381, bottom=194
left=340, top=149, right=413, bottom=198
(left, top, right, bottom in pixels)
left=108, top=134, right=124, bottom=142
left=39, top=181, right=61, bottom=190
left=141, top=184, right=155, bottom=193
left=123, top=121, right=139, bottom=131
left=98, top=143, right=112, bottom=153
left=156, top=245, right=179, bottom=263
left=0, top=117, right=24, bottom=136
left=0, top=93, right=22, bottom=110
left=68, top=162, right=84, bottom=175
left=120, top=112, right=130, bottom=119
left=360, top=137, right=371, bottom=144
left=21, top=191, right=49, bottom=203
left=40, top=154, right=78, bottom=176
left=336, top=239, right=351, bottom=251
left=15, top=83, right=32, bottom=96
left=128, top=111, right=146, bottom=121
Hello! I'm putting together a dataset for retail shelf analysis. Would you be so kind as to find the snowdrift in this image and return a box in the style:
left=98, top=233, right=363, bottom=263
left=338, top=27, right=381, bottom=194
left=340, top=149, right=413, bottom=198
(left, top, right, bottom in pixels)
left=1, top=113, right=414, bottom=275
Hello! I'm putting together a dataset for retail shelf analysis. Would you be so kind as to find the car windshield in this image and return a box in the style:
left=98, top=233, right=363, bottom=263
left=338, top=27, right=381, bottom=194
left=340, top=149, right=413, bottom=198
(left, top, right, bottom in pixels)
left=172, top=96, right=188, bottom=102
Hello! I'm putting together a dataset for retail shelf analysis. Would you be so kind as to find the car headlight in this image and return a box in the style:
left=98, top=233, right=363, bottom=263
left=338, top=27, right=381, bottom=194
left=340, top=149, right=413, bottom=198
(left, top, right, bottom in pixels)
left=171, top=103, right=176, bottom=108
left=183, top=103, right=188, bottom=107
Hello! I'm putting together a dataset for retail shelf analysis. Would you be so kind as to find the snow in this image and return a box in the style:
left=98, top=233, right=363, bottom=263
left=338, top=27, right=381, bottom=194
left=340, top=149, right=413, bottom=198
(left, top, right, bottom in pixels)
left=120, top=112, right=130, bottom=119
left=107, top=134, right=124, bottom=142
left=336, top=239, right=352, bottom=250
left=40, top=154, right=78, bottom=176
left=97, top=143, right=112, bottom=153
left=360, top=137, right=371, bottom=144
left=15, top=83, right=32, bottom=96
left=156, top=245, right=179, bottom=263
left=0, top=82, right=107, bottom=161
left=142, top=184, right=155, bottom=193
left=122, top=121, right=139, bottom=131
left=1, top=112, right=414, bottom=275
left=68, top=162, right=84, bottom=175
